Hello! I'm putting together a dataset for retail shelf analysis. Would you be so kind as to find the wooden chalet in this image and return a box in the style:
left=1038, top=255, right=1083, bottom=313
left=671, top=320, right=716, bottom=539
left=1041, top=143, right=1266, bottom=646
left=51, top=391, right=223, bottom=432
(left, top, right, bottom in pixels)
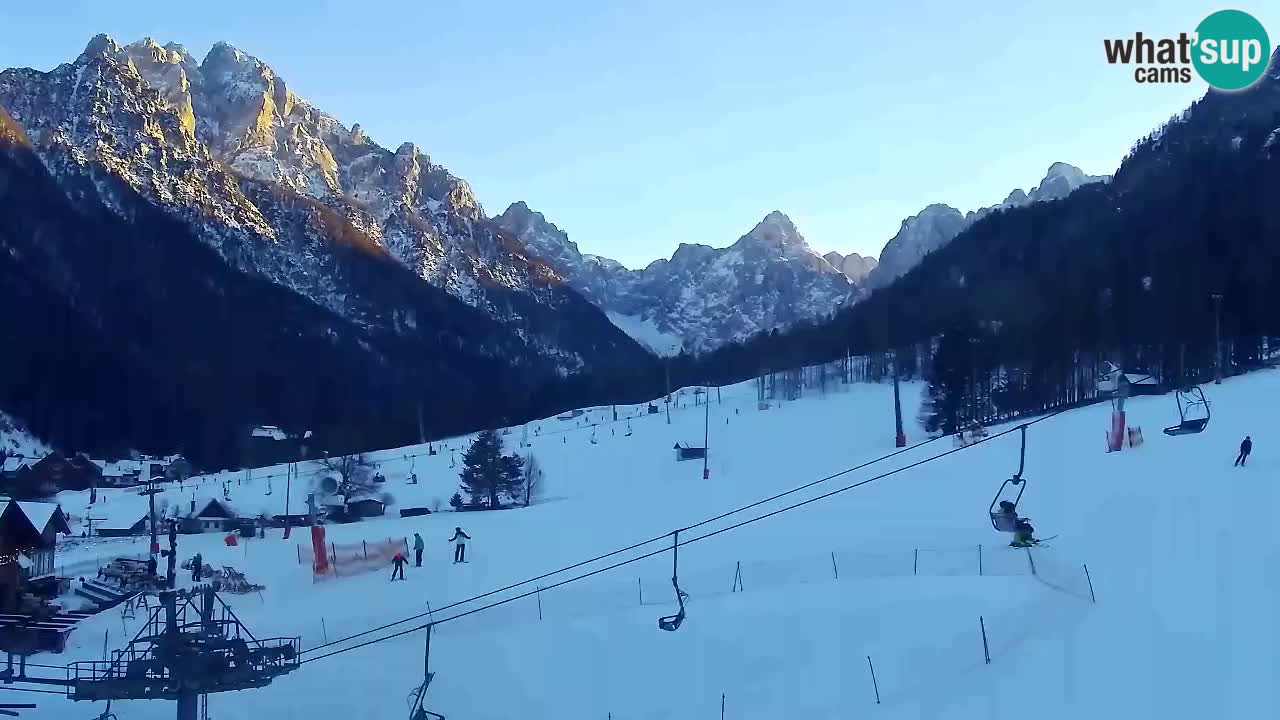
left=0, top=500, right=71, bottom=612
left=18, top=452, right=102, bottom=497
left=183, top=498, right=239, bottom=534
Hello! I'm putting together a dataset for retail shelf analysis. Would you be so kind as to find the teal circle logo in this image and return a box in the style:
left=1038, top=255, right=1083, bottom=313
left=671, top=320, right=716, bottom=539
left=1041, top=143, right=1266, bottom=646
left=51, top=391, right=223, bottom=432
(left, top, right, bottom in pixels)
left=1192, top=10, right=1271, bottom=91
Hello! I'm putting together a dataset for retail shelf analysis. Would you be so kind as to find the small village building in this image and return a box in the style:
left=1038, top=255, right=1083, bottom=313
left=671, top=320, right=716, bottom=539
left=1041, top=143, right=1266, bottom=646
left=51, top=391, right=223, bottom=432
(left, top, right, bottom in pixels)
left=18, top=453, right=102, bottom=497
left=94, top=515, right=149, bottom=538
left=183, top=499, right=238, bottom=534
left=346, top=498, right=386, bottom=519
left=0, top=500, right=71, bottom=612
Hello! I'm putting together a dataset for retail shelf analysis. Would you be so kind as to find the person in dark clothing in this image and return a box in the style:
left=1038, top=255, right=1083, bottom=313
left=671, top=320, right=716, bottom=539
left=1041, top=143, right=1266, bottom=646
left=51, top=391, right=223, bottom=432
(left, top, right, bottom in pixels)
left=413, top=533, right=425, bottom=567
left=146, top=556, right=157, bottom=576
left=449, top=527, right=471, bottom=563
left=1011, top=518, right=1037, bottom=548
left=192, top=553, right=203, bottom=582
left=1236, top=436, right=1253, bottom=466
left=391, top=552, right=407, bottom=581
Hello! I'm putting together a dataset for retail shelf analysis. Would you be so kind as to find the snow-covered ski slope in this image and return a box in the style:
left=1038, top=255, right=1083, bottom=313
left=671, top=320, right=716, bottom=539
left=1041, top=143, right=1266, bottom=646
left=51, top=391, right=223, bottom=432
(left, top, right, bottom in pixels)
left=32, top=369, right=1280, bottom=719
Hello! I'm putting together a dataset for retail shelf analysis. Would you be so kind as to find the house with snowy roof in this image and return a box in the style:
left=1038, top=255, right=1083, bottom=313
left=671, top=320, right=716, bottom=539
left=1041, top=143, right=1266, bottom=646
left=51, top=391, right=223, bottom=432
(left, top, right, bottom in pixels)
left=1, top=456, right=33, bottom=479
left=93, top=460, right=142, bottom=487
left=13, top=452, right=101, bottom=498
left=182, top=498, right=241, bottom=534
left=0, top=500, right=71, bottom=611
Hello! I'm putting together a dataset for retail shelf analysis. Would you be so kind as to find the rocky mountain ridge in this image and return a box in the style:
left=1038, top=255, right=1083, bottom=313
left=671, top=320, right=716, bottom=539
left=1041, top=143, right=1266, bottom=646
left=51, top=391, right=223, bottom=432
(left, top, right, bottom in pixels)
left=495, top=206, right=855, bottom=354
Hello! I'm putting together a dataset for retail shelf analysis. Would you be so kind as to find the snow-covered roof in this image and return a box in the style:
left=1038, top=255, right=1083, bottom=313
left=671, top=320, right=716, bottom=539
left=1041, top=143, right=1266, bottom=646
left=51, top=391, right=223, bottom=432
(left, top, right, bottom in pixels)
left=193, top=497, right=240, bottom=518
left=2, top=457, right=31, bottom=473
left=15, top=501, right=61, bottom=533
left=96, top=515, right=147, bottom=530
left=95, top=460, right=142, bottom=477
left=251, top=426, right=288, bottom=440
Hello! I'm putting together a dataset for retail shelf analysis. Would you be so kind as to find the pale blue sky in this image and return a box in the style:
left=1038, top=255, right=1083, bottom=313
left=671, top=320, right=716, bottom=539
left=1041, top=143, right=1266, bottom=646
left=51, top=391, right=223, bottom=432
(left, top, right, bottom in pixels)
left=2, top=2, right=1273, bottom=267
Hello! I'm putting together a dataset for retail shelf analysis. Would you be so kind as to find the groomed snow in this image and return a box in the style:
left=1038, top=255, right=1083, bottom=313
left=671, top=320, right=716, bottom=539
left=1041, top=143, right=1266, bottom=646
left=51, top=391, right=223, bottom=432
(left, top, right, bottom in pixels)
left=24, top=368, right=1280, bottom=719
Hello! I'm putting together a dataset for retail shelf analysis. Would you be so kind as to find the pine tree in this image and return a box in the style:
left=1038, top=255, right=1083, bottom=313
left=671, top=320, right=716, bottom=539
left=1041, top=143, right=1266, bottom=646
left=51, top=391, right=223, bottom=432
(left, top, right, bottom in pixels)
left=923, top=327, right=973, bottom=435
left=459, top=429, right=524, bottom=509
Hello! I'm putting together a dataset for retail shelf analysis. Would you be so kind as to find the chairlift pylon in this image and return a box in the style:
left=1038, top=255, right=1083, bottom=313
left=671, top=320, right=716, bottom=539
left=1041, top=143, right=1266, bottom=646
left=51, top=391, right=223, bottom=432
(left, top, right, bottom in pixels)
left=657, top=531, right=689, bottom=632
left=988, top=425, right=1028, bottom=532
left=1163, top=386, right=1210, bottom=436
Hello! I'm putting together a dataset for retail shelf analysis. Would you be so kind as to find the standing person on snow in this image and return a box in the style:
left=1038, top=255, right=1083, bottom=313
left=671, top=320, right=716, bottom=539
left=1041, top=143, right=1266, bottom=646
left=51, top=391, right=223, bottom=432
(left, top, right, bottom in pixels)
left=391, top=551, right=407, bottom=581
left=1235, top=436, right=1253, bottom=467
left=449, top=527, right=471, bottom=563
left=413, top=533, right=425, bottom=567
left=191, top=553, right=203, bottom=582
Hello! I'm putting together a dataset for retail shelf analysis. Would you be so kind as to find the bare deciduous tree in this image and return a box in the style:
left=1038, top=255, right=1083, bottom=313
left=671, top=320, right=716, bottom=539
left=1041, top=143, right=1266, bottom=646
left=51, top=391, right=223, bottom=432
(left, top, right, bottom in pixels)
left=320, top=453, right=378, bottom=508
left=522, top=453, right=544, bottom=507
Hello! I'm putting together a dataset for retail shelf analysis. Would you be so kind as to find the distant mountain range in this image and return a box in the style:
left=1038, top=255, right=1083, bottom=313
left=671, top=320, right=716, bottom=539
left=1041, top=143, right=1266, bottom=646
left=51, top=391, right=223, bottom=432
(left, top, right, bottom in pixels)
left=865, top=163, right=1109, bottom=289
left=0, top=36, right=660, bottom=462
left=0, top=36, right=647, bottom=372
left=496, top=162, right=1108, bottom=352
left=495, top=205, right=853, bottom=354
left=0, top=33, right=1121, bottom=460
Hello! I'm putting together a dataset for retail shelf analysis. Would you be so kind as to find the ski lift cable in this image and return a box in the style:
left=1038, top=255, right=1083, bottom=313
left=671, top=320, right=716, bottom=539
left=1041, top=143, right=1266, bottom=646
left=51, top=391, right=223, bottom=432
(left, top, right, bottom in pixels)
left=300, top=410, right=1068, bottom=667
left=301, top=429, right=950, bottom=657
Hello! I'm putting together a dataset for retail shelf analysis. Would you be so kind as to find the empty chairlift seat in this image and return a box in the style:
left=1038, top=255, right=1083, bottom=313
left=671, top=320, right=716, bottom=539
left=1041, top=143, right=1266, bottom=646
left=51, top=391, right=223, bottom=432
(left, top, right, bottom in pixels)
left=673, top=443, right=707, bottom=461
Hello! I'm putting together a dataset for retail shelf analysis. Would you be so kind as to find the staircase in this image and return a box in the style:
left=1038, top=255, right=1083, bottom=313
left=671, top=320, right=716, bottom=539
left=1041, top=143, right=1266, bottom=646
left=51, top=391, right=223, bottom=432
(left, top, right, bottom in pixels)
left=74, top=579, right=135, bottom=611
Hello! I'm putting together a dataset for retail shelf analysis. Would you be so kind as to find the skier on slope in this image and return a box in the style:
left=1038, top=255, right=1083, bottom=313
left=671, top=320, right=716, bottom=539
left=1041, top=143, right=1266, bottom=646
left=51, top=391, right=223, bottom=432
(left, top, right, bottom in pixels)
left=1235, top=436, right=1253, bottom=467
left=413, top=532, right=425, bottom=567
left=449, top=526, right=471, bottom=564
left=391, top=551, right=407, bottom=581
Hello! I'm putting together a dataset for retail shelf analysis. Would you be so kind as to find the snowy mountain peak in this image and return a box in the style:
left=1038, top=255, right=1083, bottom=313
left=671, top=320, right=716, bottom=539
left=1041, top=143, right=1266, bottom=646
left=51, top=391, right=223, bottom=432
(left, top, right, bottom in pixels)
left=823, top=250, right=878, bottom=284
left=744, top=210, right=803, bottom=246
left=81, top=33, right=122, bottom=61
left=499, top=202, right=856, bottom=353
left=1003, top=188, right=1028, bottom=205
left=1029, top=162, right=1107, bottom=202
left=0, top=35, right=649, bottom=374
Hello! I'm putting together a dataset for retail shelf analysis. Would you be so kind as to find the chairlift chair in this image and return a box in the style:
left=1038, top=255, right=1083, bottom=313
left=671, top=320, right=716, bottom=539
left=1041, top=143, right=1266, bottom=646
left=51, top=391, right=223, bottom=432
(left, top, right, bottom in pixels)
left=1163, top=386, right=1210, bottom=436
left=657, top=531, right=689, bottom=632
left=988, top=425, right=1028, bottom=533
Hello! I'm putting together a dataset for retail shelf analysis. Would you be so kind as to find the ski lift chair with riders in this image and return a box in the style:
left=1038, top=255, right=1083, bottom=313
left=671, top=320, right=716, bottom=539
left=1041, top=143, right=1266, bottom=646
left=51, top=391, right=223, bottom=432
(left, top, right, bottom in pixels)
left=988, top=425, right=1028, bottom=533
